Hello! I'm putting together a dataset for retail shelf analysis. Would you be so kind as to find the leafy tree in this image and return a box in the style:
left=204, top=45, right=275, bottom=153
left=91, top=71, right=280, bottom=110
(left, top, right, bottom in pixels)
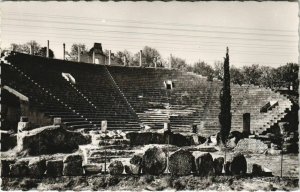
left=131, top=52, right=141, bottom=66
left=219, top=47, right=232, bottom=144
left=171, top=56, right=188, bottom=71
left=230, top=66, right=244, bottom=85
left=10, top=40, right=41, bottom=55
left=242, top=64, right=263, bottom=85
left=186, top=65, right=194, bottom=72
left=141, top=46, right=162, bottom=67
left=193, top=61, right=214, bottom=80
left=214, top=60, right=224, bottom=80
left=258, top=66, right=276, bottom=88
left=37, top=47, right=55, bottom=58
left=114, top=50, right=134, bottom=66
left=68, top=44, right=89, bottom=61
left=276, top=63, right=299, bottom=91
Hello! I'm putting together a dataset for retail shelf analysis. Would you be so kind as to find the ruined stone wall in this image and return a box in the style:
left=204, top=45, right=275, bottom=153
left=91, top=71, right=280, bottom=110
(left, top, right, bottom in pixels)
left=20, top=101, right=52, bottom=129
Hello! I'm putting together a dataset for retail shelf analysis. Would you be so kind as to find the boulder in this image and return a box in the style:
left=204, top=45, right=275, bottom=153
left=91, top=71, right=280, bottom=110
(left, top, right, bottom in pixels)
left=195, top=153, right=214, bottom=176
left=83, top=164, right=102, bottom=175
left=124, top=164, right=141, bottom=175
left=1, top=159, right=15, bottom=177
left=213, top=157, right=224, bottom=175
left=46, top=160, right=63, bottom=177
left=252, top=164, right=263, bottom=176
left=63, top=154, right=83, bottom=176
left=28, top=158, right=46, bottom=177
left=130, top=154, right=143, bottom=165
left=142, top=146, right=167, bottom=175
left=19, top=126, right=91, bottom=155
left=125, top=154, right=143, bottom=175
left=168, top=149, right=195, bottom=176
left=234, top=138, right=268, bottom=154
left=10, top=160, right=29, bottom=177
left=108, top=160, right=124, bottom=175
left=230, top=153, right=247, bottom=175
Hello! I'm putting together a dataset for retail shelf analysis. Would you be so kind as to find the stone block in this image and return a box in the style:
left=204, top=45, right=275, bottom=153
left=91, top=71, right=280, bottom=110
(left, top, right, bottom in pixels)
left=28, top=158, right=46, bottom=177
left=46, top=160, right=63, bottom=177
left=213, top=157, right=224, bottom=175
left=83, top=164, right=102, bottom=175
left=63, top=161, right=83, bottom=176
left=169, top=149, right=194, bottom=176
left=108, top=160, right=124, bottom=175
left=230, top=153, right=247, bottom=175
left=224, top=161, right=231, bottom=175
left=195, top=153, right=214, bottom=176
left=130, top=154, right=143, bottom=165
left=124, top=164, right=141, bottom=175
left=1, top=159, right=15, bottom=177
left=10, top=160, right=29, bottom=177
left=142, top=147, right=167, bottom=175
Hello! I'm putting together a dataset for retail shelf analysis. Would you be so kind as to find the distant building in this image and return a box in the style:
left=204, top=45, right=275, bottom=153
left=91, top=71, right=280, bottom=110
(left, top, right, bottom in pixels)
left=80, top=43, right=106, bottom=64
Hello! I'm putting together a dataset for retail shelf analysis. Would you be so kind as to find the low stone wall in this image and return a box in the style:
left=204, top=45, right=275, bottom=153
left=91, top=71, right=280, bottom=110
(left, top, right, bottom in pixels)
left=126, top=131, right=206, bottom=147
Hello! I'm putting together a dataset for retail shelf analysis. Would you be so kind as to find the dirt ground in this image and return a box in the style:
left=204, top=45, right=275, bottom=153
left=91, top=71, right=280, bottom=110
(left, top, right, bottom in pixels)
left=1, top=175, right=298, bottom=191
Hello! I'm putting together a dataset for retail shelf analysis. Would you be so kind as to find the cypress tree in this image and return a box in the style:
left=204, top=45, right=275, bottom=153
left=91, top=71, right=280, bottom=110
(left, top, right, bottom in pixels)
left=219, top=47, right=232, bottom=144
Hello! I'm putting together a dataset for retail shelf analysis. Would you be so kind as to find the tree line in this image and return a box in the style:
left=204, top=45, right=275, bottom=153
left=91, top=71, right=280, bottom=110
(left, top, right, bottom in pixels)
left=9, top=41, right=298, bottom=91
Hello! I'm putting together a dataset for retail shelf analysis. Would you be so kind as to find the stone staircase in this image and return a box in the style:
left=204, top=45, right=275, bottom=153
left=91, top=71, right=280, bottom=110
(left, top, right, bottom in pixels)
left=254, top=94, right=293, bottom=134
left=79, top=130, right=134, bottom=171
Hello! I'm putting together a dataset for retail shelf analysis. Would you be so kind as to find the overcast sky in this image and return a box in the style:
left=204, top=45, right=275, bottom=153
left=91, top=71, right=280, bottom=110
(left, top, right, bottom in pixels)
left=1, top=1, right=298, bottom=67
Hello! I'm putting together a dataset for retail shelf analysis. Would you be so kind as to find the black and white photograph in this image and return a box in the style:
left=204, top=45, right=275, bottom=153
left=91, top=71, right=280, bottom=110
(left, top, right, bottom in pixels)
left=0, top=1, right=299, bottom=191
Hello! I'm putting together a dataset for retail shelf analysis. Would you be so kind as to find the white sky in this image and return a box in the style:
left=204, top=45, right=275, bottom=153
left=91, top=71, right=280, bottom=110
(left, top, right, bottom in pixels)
left=0, top=1, right=298, bottom=67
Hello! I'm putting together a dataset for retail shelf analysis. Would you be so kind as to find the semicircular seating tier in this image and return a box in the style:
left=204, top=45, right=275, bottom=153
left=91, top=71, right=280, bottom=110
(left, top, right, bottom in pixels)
left=2, top=52, right=292, bottom=137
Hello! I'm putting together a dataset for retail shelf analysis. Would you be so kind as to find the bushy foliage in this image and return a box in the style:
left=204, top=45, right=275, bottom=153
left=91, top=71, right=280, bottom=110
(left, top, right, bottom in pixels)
left=141, top=46, right=162, bottom=67
left=214, top=60, right=224, bottom=80
left=230, top=66, right=244, bottom=85
left=171, top=56, right=189, bottom=71
left=37, top=47, right=55, bottom=58
left=114, top=50, right=134, bottom=66
left=193, top=61, right=214, bottom=80
left=68, top=44, right=89, bottom=61
left=10, top=40, right=41, bottom=55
